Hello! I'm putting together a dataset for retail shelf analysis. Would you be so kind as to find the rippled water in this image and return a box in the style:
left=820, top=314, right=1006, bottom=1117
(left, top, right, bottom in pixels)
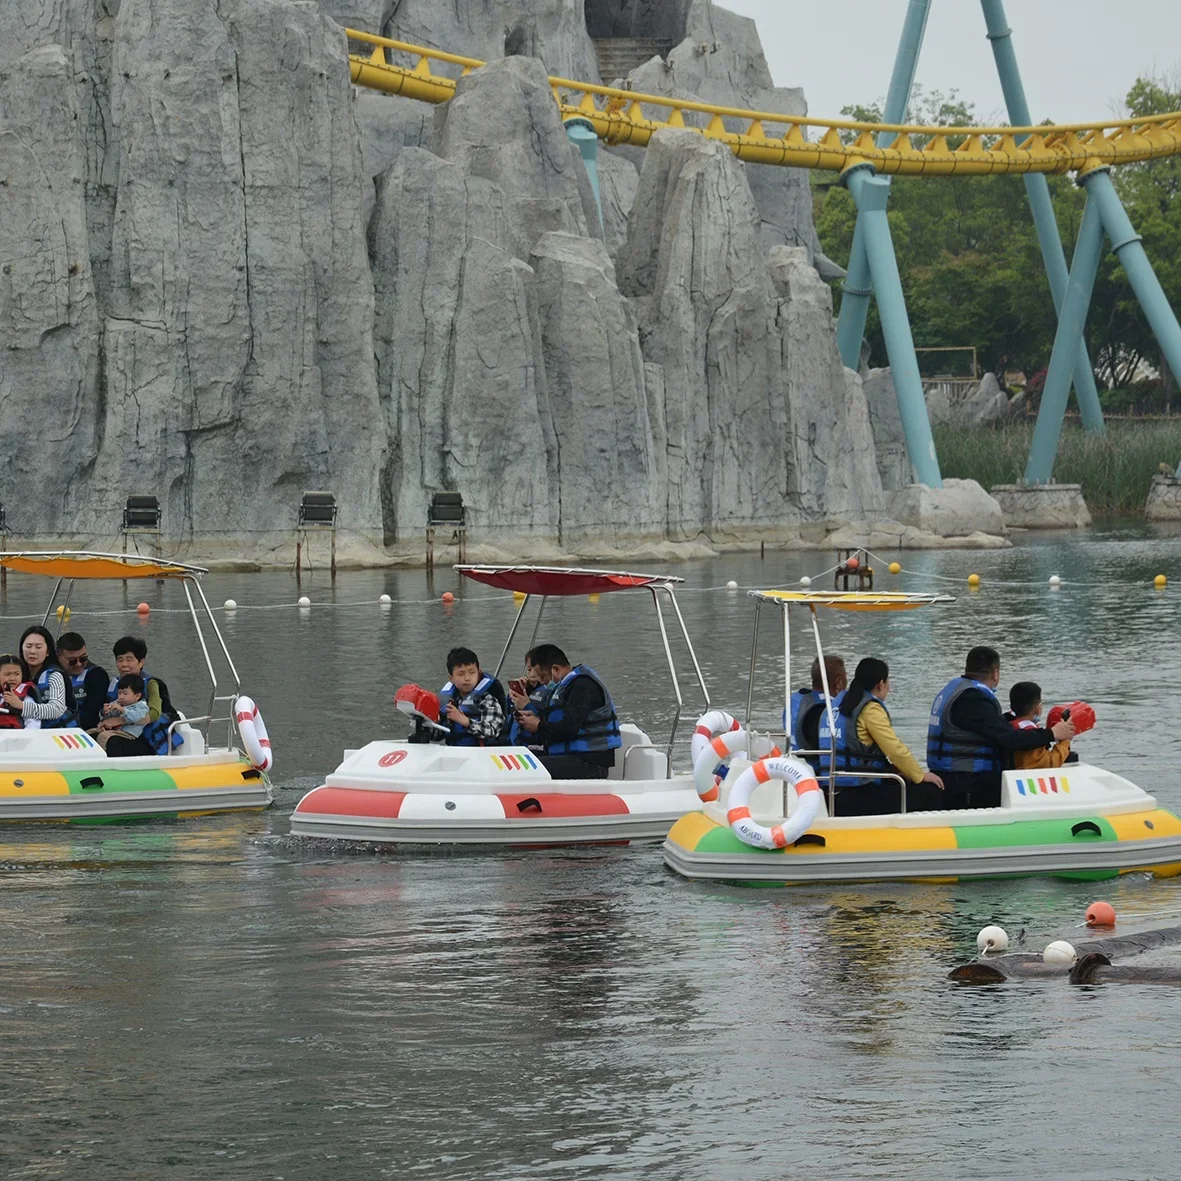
left=2, top=525, right=1181, bottom=1179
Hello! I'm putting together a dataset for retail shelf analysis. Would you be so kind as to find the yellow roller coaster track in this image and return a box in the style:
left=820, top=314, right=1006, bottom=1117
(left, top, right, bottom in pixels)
left=347, top=29, right=1181, bottom=177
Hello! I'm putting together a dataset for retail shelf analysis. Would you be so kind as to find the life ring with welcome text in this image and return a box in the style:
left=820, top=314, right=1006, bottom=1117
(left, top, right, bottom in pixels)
left=235, top=695, right=273, bottom=772
left=692, top=729, right=782, bottom=802
left=725, top=756, right=822, bottom=850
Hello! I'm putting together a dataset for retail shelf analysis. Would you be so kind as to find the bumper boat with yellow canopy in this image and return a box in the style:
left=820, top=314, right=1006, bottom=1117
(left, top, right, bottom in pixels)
left=664, top=587, right=1181, bottom=885
left=0, top=552, right=272, bottom=822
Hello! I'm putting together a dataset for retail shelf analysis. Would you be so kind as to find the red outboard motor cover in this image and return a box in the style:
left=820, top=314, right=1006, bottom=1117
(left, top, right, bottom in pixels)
left=1047, top=701, right=1095, bottom=734
left=395, top=683, right=440, bottom=723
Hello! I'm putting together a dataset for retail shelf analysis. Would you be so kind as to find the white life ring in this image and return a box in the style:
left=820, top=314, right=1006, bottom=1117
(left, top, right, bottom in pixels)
left=726, top=756, right=822, bottom=850
left=690, top=710, right=741, bottom=766
left=235, top=695, right=273, bottom=772
left=692, top=729, right=783, bottom=802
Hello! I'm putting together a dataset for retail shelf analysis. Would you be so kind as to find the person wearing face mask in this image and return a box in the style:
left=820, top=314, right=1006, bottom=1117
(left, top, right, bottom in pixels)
left=927, top=646, right=1075, bottom=810
left=830, top=657, right=944, bottom=816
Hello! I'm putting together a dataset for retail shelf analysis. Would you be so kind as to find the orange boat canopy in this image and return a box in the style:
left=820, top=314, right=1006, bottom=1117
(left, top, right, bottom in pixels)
left=0, top=551, right=207, bottom=580
left=456, top=564, right=682, bottom=597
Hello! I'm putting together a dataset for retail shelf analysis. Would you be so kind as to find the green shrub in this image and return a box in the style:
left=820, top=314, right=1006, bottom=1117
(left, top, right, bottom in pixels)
left=932, top=421, right=1181, bottom=513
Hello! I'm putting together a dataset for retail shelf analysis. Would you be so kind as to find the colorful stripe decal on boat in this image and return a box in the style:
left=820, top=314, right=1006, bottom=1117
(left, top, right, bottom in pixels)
left=490, top=753, right=541, bottom=771
left=52, top=733, right=98, bottom=751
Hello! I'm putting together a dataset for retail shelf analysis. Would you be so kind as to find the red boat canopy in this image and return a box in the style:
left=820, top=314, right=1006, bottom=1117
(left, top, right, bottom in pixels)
left=456, top=564, right=682, bottom=597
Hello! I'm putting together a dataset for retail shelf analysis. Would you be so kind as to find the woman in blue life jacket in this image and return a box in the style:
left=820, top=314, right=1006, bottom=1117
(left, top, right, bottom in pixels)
left=98, top=636, right=180, bottom=756
left=5, top=626, right=74, bottom=728
left=513, top=643, right=621, bottom=780
left=437, top=647, right=507, bottom=746
left=831, top=657, right=944, bottom=816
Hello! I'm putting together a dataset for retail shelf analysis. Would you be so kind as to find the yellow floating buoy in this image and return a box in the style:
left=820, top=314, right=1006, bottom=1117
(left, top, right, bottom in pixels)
left=512, top=590, right=527, bottom=603
left=1155, top=574, right=1167, bottom=588
left=587, top=593, right=600, bottom=604
left=968, top=573, right=981, bottom=587
left=55, top=605, right=70, bottom=620
left=888, top=561, right=901, bottom=575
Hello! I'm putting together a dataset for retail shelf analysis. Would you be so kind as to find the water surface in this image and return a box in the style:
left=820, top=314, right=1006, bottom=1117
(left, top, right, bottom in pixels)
left=2, top=528, right=1180, bottom=1179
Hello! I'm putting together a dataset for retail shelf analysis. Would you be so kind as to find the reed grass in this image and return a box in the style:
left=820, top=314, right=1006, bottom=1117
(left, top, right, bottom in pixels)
left=932, top=420, right=1181, bottom=514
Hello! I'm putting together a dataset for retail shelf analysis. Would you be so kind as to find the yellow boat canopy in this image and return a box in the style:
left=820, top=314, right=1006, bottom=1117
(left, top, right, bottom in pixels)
left=0, top=551, right=207, bottom=580
left=750, top=589, right=953, bottom=611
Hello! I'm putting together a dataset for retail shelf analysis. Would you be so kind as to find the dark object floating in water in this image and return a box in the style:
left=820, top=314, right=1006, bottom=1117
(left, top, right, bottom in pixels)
left=949, top=923, right=1181, bottom=986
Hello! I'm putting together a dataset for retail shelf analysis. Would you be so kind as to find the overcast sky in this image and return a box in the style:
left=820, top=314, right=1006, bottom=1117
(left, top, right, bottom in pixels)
left=721, top=0, right=1181, bottom=124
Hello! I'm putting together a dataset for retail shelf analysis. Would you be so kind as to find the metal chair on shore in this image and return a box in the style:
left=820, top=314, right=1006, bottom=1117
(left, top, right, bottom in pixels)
left=121, top=495, right=162, bottom=557
left=426, top=493, right=467, bottom=571
left=295, top=491, right=338, bottom=580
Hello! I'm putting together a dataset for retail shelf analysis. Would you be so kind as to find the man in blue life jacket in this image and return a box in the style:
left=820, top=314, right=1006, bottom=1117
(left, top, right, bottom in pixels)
left=789, top=655, right=847, bottom=756
left=437, top=647, right=507, bottom=746
left=514, top=643, right=621, bottom=779
left=927, top=645, right=1075, bottom=809
left=56, top=632, right=110, bottom=731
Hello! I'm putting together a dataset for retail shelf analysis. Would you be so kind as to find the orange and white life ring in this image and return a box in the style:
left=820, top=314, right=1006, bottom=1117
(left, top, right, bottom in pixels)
left=690, top=710, right=741, bottom=766
left=725, top=756, right=822, bottom=850
left=235, top=695, right=273, bottom=772
left=692, top=729, right=783, bottom=802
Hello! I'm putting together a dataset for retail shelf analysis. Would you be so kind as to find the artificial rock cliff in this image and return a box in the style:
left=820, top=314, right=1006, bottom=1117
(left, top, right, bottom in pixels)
left=0, top=0, right=922, bottom=563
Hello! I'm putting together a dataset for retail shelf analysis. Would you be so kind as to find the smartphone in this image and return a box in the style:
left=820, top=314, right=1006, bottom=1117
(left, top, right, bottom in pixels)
left=508, top=677, right=527, bottom=697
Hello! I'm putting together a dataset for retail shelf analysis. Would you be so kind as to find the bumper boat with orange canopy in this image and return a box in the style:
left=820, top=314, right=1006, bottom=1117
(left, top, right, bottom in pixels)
left=0, top=552, right=272, bottom=822
left=290, top=565, right=712, bottom=846
left=664, top=588, right=1181, bottom=885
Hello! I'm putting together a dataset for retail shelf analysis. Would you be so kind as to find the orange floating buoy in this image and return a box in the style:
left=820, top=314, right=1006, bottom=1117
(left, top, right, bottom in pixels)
left=1085, top=901, right=1116, bottom=928
left=845, top=555, right=860, bottom=571
left=441, top=591, right=455, bottom=604
left=136, top=602, right=150, bottom=615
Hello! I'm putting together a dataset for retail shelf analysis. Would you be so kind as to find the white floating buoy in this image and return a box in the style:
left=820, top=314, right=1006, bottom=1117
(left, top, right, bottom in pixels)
left=1043, top=939, right=1077, bottom=966
left=799, top=576, right=812, bottom=587
left=297, top=596, right=311, bottom=608
left=1049, top=575, right=1062, bottom=588
left=223, top=599, right=237, bottom=611
left=976, top=924, right=1009, bottom=954
left=726, top=580, right=738, bottom=590
left=379, top=593, right=392, bottom=605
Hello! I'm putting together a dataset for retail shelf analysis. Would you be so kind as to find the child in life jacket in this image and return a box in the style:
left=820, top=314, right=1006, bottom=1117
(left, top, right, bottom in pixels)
left=1008, top=681, right=1071, bottom=769
left=95, top=674, right=151, bottom=750
left=0, top=654, right=40, bottom=730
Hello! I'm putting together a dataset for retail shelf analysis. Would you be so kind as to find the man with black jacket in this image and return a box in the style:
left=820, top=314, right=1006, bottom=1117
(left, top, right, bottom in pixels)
left=56, top=633, right=110, bottom=731
left=514, top=643, right=622, bottom=779
left=927, top=646, right=1075, bottom=809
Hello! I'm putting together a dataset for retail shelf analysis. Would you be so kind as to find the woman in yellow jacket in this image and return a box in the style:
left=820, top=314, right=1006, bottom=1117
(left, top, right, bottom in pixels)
left=832, top=657, right=944, bottom=816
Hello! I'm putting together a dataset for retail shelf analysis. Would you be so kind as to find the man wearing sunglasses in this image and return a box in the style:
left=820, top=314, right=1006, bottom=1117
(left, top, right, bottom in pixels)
left=56, top=633, right=110, bottom=731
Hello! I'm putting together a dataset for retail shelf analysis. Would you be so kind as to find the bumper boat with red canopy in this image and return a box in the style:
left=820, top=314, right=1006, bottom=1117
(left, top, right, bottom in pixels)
left=290, top=565, right=710, bottom=846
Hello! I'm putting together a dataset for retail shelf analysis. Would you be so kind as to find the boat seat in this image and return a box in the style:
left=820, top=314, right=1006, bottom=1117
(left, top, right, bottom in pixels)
left=173, top=718, right=206, bottom=756
left=608, top=723, right=668, bottom=781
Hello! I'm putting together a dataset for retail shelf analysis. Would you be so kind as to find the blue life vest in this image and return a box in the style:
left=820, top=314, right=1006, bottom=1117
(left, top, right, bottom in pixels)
left=35, top=664, right=74, bottom=728
left=438, top=674, right=498, bottom=747
left=829, top=691, right=891, bottom=787
left=927, top=676, right=1005, bottom=775
left=812, top=690, right=846, bottom=775
left=787, top=687, right=821, bottom=742
left=544, top=665, right=622, bottom=756
left=66, top=670, right=87, bottom=727
left=108, top=671, right=182, bottom=754
left=508, top=682, right=550, bottom=746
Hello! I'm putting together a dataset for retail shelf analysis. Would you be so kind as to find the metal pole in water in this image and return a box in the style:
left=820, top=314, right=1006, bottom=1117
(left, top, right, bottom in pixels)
left=980, top=0, right=1106, bottom=436
left=1023, top=192, right=1105, bottom=484
left=844, top=164, right=943, bottom=488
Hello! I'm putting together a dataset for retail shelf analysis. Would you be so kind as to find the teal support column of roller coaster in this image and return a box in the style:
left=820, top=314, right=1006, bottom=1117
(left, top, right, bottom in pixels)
left=563, top=116, right=604, bottom=235
left=844, top=164, right=943, bottom=488
left=980, top=0, right=1106, bottom=439
left=1023, top=193, right=1106, bottom=484
left=835, top=0, right=931, bottom=372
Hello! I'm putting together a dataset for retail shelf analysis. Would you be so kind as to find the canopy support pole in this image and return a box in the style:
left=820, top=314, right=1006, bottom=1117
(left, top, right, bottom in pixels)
left=651, top=587, right=683, bottom=772
left=809, top=605, right=839, bottom=813
left=493, top=593, right=531, bottom=680
left=744, top=599, right=762, bottom=729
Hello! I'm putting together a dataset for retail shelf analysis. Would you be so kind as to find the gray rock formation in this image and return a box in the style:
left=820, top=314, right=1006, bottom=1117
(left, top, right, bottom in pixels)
left=1, top=0, right=908, bottom=560
left=1, top=0, right=384, bottom=542
left=888, top=479, right=1007, bottom=538
left=991, top=484, right=1092, bottom=529
left=958, top=372, right=1009, bottom=426
left=861, top=368, right=913, bottom=491
left=1146, top=474, right=1181, bottom=522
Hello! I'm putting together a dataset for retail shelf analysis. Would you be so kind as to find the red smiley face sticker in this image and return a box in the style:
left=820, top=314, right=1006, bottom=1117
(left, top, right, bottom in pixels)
left=378, top=750, right=409, bottom=768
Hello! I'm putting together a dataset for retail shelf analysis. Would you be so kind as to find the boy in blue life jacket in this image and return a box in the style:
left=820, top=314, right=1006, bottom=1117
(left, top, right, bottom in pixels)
left=438, top=647, right=507, bottom=747
left=506, top=647, right=550, bottom=747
